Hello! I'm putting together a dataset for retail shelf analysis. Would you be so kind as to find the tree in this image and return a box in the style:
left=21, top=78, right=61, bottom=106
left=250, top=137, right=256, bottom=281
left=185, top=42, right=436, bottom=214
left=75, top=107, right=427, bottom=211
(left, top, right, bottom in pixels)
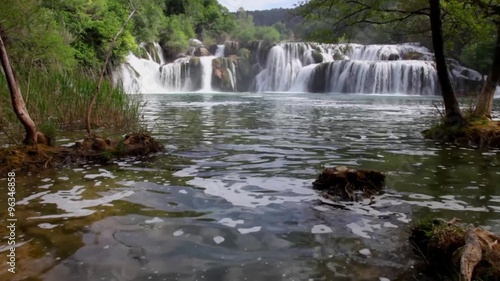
left=0, top=24, right=40, bottom=145
left=296, top=0, right=465, bottom=124
left=469, top=0, right=500, bottom=118
left=429, top=0, right=463, bottom=125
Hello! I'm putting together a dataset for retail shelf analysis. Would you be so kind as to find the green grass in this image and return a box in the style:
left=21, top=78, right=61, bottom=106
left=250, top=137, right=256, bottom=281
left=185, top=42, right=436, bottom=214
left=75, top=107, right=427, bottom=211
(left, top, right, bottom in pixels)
left=0, top=69, right=142, bottom=144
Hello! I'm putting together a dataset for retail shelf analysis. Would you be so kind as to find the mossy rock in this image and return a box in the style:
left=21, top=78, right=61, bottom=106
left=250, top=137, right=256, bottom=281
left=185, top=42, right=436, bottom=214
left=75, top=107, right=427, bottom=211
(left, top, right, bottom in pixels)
left=237, top=48, right=251, bottom=59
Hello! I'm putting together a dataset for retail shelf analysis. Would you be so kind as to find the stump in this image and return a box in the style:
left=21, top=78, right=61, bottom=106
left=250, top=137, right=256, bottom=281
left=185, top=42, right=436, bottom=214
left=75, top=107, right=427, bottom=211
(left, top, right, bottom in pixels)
left=410, top=219, right=500, bottom=281
left=312, top=166, right=385, bottom=201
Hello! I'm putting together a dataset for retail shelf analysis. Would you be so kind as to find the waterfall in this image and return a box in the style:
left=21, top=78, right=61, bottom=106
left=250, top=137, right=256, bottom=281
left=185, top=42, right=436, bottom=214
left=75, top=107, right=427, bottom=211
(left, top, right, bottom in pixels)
left=215, top=45, right=225, bottom=57
left=159, top=57, right=191, bottom=92
left=289, top=64, right=318, bottom=92
left=256, top=43, right=313, bottom=92
left=254, top=42, right=479, bottom=95
left=322, top=60, right=438, bottom=95
left=200, top=56, right=215, bottom=92
left=113, top=53, right=167, bottom=94
left=115, top=41, right=481, bottom=95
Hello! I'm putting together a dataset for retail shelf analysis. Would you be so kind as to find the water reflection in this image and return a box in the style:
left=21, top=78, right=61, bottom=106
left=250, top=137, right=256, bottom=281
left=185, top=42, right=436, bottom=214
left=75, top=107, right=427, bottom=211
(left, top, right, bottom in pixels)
left=1, top=93, right=499, bottom=280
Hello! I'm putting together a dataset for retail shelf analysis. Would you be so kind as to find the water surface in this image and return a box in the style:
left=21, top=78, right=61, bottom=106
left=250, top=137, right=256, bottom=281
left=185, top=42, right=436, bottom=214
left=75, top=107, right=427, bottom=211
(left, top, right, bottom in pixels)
left=1, top=92, right=500, bottom=281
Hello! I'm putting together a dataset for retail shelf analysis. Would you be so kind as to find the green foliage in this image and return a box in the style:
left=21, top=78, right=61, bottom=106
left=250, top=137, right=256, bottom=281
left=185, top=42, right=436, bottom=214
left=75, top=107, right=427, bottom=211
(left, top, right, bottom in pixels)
left=460, top=40, right=495, bottom=74
left=255, top=26, right=281, bottom=43
left=231, top=8, right=282, bottom=44
left=272, top=22, right=290, bottom=41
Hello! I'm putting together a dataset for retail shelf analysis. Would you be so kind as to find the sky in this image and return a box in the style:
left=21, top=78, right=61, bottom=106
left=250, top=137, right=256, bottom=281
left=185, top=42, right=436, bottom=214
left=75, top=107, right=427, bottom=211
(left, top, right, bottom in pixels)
left=217, top=0, right=300, bottom=12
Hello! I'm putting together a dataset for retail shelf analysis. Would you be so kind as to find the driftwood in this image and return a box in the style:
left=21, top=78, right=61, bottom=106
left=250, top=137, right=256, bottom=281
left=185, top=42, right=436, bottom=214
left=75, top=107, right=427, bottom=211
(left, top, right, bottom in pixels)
left=313, top=166, right=385, bottom=201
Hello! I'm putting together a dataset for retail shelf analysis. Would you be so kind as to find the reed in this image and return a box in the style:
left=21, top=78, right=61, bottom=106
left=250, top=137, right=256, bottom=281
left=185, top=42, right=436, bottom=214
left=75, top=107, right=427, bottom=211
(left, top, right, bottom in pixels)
left=0, top=68, right=142, bottom=144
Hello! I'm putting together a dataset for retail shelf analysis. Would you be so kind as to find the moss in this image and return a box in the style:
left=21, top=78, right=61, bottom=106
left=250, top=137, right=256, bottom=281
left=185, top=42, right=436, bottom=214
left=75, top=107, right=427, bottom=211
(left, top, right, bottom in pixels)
left=0, top=133, right=164, bottom=175
left=423, top=119, right=500, bottom=148
left=409, top=219, right=500, bottom=281
left=237, top=48, right=251, bottom=59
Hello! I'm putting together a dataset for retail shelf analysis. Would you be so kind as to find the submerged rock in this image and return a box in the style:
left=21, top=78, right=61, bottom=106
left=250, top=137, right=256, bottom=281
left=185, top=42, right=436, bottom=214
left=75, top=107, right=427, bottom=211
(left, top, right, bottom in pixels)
left=313, top=166, right=385, bottom=201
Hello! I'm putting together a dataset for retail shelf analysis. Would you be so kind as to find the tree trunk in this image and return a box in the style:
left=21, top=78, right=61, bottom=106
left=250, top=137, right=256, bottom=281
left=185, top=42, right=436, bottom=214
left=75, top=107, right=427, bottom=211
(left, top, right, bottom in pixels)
left=429, top=0, right=464, bottom=126
left=0, top=24, right=38, bottom=145
left=474, top=24, right=500, bottom=118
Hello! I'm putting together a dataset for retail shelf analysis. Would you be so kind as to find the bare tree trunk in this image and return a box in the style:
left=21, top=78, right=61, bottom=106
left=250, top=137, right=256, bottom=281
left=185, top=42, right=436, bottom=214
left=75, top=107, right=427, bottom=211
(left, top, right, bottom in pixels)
left=474, top=24, right=500, bottom=118
left=0, top=24, right=38, bottom=145
left=85, top=8, right=135, bottom=137
left=429, top=0, right=464, bottom=126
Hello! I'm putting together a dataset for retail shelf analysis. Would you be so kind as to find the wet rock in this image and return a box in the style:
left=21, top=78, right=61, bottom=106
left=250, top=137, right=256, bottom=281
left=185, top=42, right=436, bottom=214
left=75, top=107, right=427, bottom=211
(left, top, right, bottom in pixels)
left=313, top=166, right=385, bottom=201
left=194, top=47, right=211, bottom=57
left=224, top=41, right=240, bottom=57
left=311, top=50, right=324, bottom=63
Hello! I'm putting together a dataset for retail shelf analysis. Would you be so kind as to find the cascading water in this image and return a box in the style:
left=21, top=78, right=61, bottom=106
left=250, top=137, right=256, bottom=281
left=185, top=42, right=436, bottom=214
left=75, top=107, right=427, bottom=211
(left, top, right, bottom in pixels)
left=255, top=42, right=481, bottom=95
left=159, top=57, right=191, bottom=92
left=114, top=41, right=482, bottom=95
left=215, top=45, right=225, bottom=57
left=255, top=43, right=314, bottom=92
left=113, top=53, right=166, bottom=94
left=200, top=56, right=215, bottom=92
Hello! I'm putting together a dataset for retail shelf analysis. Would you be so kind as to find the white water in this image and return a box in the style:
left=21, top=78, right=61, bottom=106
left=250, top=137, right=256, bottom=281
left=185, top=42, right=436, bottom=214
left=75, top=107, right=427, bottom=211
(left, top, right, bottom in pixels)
left=115, top=41, right=482, bottom=95
left=215, top=45, right=225, bottom=57
left=113, top=53, right=167, bottom=94
left=289, top=64, right=318, bottom=92
left=160, top=57, right=191, bottom=92
left=254, top=42, right=474, bottom=94
left=200, top=56, right=215, bottom=92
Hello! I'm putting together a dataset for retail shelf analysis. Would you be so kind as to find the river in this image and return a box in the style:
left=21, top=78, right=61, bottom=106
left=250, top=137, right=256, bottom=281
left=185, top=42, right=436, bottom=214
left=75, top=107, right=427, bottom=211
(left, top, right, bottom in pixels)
left=1, top=92, right=500, bottom=281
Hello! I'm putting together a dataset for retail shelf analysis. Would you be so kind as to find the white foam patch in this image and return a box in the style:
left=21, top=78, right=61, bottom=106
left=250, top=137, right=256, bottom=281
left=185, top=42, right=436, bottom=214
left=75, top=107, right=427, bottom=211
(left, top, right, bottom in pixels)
left=311, top=224, right=333, bottom=234
left=38, top=223, right=58, bottom=229
left=238, top=226, right=262, bottom=234
left=145, top=217, right=163, bottom=224
left=17, top=191, right=50, bottom=205
left=58, top=177, right=69, bottom=181
left=38, top=184, right=53, bottom=189
left=84, top=169, right=116, bottom=180
left=187, top=175, right=317, bottom=208
left=379, top=278, right=390, bottom=281
left=219, top=218, right=244, bottom=228
left=27, top=186, right=134, bottom=219
left=213, top=236, right=225, bottom=244
left=383, top=222, right=398, bottom=228
left=346, top=219, right=381, bottom=239
left=359, top=248, right=371, bottom=256
left=179, top=190, right=188, bottom=194
left=173, top=229, right=184, bottom=237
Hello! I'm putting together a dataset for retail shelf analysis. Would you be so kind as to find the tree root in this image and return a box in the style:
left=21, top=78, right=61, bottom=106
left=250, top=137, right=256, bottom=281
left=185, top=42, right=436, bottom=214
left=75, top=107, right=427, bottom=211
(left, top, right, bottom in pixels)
left=313, top=166, right=385, bottom=201
left=410, top=219, right=500, bottom=281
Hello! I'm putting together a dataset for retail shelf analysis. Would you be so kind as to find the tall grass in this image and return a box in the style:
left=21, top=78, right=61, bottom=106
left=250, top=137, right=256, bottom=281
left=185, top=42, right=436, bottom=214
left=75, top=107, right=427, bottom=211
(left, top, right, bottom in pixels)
left=0, top=69, right=142, bottom=144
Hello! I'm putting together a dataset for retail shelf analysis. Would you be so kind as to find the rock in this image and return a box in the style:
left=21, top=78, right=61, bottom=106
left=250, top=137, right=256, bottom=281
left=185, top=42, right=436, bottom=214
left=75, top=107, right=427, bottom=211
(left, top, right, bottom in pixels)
left=313, top=166, right=385, bottom=201
left=211, top=57, right=236, bottom=92
left=311, top=50, right=324, bottom=63
left=387, top=53, right=400, bottom=60
left=224, top=41, right=240, bottom=57
left=208, top=44, right=218, bottom=56
left=194, top=47, right=211, bottom=57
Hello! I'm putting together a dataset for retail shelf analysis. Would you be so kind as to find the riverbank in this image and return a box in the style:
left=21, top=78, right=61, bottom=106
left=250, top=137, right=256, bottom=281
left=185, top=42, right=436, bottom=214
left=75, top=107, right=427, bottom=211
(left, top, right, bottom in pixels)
left=0, top=133, right=164, bottom=174
left=423, top=119, right=500, bottom=148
